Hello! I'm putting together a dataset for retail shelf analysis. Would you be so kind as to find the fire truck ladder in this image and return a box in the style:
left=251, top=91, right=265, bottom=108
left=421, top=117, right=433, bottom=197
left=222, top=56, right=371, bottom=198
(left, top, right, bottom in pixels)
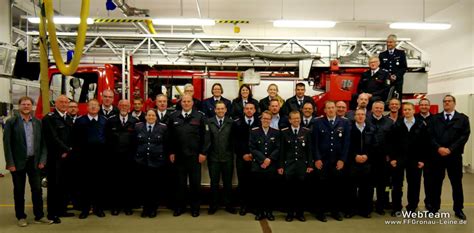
left=26, top=32, right=430, bottom=73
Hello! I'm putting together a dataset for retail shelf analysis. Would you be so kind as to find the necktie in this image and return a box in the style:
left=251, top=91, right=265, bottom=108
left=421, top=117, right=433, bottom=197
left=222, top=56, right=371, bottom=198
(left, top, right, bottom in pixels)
left=299, top=100, right=303, bottom=106
left=329, top=119, right=334, bottom=125
left=185, top=113, right=189, bottom=118
left=248, top=119, right=252, bottom=126
left=304, top=119, right=308, bottom=126
left=219, top=119, right=223, bottom=128
left=122, top=117, right=126, bottom=125
left=160, top=112, right=164, bottom=119
left=148, top=125, right=152, bottom=133
left=294, top=129, right=298, bottom=135
left=372, top=71, right=375, bottom=76
left=244, top=100, right=247, bottom=105
left=105, top=110, right=109, bottom=115
left=389, top=50, right=393, bottom=55
left=446, top=113, right=451, bottom=122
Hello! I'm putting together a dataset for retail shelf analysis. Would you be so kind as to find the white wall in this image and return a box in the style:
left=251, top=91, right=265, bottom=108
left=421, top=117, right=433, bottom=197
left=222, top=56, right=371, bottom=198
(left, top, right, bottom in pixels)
left=0, top=0, right=11, bottom=43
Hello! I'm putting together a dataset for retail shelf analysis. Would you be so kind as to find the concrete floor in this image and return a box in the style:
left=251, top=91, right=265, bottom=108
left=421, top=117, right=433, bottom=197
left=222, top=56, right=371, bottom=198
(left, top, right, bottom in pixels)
left=0, top=173, right=472, bottom=233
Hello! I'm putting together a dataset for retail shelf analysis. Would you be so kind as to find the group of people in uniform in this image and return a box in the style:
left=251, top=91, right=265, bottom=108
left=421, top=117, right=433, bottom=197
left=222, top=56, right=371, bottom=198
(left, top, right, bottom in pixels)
left=2, top=34, right=470, bottom=228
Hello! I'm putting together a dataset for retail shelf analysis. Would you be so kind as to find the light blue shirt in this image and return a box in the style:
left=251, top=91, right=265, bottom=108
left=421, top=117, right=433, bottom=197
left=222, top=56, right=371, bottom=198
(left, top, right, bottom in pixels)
left=404, top=118, right=415, bottom=132
left=22, top=116, right=34, bottom=157
left=271, top=114, right=280, bottom=130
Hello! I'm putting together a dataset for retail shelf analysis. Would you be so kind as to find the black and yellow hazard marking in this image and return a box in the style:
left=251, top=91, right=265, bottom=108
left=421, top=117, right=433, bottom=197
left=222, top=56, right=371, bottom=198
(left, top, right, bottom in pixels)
left=216, top=20, right=250, bottom=24
left=94, top=18, right=150, bottom=23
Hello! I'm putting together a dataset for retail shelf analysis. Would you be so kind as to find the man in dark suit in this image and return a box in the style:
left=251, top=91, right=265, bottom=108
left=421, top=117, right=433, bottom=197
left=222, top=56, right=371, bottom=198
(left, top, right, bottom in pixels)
left=279, top=111, right=313, bottom=222
left=175, top=83, right=201, bottom=111
left=131, top=97, right=146, bottom=123
left=357, top=56, right=390, bottom=104
left=168, top=95, right=210, bottom=217
left=301, top=102, right=315, bottom=129
left=347, top=93, right=372, bottom=121
left=207, top=101, right=236, bottom=215
left=105, top=100, right=138, bottom=216
left=312, top=100, right=350, bottom=221
left=67, top=100, right=79, bottom=123
left=73, top=99, right=108, bottom=219
left=156, top=94, right=172, bottom=124
left=201, top=83, right=232, bottom=118
left=283, top=83, right=315, bottom=116
left=336, top=101, right=348, bottom=118
left=379, top=34, right=407, bottom=100
left=345, top=109, right=376, bottom=219
left=367, top=101, right=392, bottom=215
left=429, top=95, right=470, bottom=220
left=415, top=98, right=434, bottom=210
left=233, top=102, right=260, bottom=216
left=42, top=95, right=75, bottom=223
left=3, top=96, right=52, bottom=227
left=249, top=110, right=280, bottom=221
left=99, top=89, right=119, bottom=120
left=388, top=102, right=429, bottom=216
left=269, top=99, right=290, bottom=130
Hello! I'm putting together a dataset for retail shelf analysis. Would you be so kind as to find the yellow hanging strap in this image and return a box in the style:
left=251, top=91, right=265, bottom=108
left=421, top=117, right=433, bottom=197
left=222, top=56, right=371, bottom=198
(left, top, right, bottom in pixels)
left=44, top=0, right=90, bottom=76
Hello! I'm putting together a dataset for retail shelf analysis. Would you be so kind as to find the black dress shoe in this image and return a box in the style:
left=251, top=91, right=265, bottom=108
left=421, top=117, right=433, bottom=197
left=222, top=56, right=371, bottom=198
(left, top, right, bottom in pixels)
left=94, top=210, right=105, bottom=218
left=344, top=212, right=355, bottom=218
left=48, top=216, right=61, bottom=224
left=79, top=212, right=89, bottom=219
left=141, top=211, right=149, bottom=218
left=455, top=210, right=466, bottom=220
left=375, top=209, right=385, bottom=215
left=315, top=213, right=327, bottom=222
left=149, top=210, right=157, bottom=218
left=391, top=210, right=401, bottom=217
left=295, top=214, right=306, bottom=222
left=111, top=209, right=120, bottom=216
left=266, top=212, right=275, bottom=221
left=331, top=212, right=343, bottom=221
left=239, top=207, right=247, bottom=216
left=191, top=210, right=200, bottom=217
left=225, top=207, right=237, bottom=214
left=360, top=213, right=372, bottom=218
left=255, top=212, right=265, bottom=221
left=60, top=212, right=75, bottom=217
left=124, top=209, right=133, bottom=215
left=285, top=213, right=294, bottom=222
left=173, top=208, right=184, bottom=217
left=208, top=206, right=217, bottom=215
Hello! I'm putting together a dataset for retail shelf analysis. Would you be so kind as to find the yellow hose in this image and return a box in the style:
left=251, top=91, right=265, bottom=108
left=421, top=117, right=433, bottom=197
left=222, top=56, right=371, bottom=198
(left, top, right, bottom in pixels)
left=44, top=0, right=90, bottom=76
left=39, top=10, right=50, bottom=116
left=146, top=19, right=156, bottom=34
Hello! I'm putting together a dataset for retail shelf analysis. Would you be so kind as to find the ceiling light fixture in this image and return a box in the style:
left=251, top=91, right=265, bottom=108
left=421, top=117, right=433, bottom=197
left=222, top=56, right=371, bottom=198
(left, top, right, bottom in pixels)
left=389, top=22, right=451, bottom=30
left=27, top=17, right=94, bottom=25
left=389, top=0, right=451, bottom=30
left=152, top=18, right=215, bottom=26
left=273, top=20, right=336, bottom=28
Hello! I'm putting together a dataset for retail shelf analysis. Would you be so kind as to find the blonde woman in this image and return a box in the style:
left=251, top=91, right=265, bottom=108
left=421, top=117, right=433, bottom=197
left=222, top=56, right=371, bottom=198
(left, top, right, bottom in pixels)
left=258, top=84, right=285, bottom=112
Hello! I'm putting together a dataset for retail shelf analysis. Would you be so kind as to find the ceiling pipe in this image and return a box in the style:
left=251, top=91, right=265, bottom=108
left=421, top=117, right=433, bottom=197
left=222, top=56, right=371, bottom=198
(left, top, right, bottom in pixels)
left=112, top=0, right=150, bottom=34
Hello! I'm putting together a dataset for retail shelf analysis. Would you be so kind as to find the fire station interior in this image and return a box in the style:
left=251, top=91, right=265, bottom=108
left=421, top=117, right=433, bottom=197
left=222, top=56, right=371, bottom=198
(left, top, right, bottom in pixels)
left=0, top=0, right=473, bottom=232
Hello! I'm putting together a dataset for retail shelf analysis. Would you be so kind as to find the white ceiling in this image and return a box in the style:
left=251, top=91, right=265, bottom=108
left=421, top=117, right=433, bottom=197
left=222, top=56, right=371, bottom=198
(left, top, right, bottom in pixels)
left=48, top=0, right=460, bottom=22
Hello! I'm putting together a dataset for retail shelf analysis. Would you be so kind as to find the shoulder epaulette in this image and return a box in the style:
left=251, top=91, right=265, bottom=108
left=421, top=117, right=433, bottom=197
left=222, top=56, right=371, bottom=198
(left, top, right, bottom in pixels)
left=76, top=115, right=84, bottom=119
left=159, top=122, right=167, bottom=126
left=281, top=127, right=289, bottom=131
left=47, top=112, right=54, bottom=116
left=136, top=122, right=144, bottom=126
left=302, top=127, right=310, bottom=130
left=197, top=110, right=205, bottom=115
left=234, top=118, right=240, bottom=122
left=251, top=127, right=260, bottom=130
left=109, top=115, right=117, bottom=119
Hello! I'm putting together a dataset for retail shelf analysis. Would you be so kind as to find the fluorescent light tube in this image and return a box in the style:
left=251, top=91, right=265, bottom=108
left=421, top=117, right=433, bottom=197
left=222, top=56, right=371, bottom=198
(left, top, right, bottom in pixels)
left=389, top=22, right=451, bottom=30
left=273, top=20, right=336, bottom=28
left=152, top=18, right=215, bottom=26
left=27, top=17, right=94, bottom=25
